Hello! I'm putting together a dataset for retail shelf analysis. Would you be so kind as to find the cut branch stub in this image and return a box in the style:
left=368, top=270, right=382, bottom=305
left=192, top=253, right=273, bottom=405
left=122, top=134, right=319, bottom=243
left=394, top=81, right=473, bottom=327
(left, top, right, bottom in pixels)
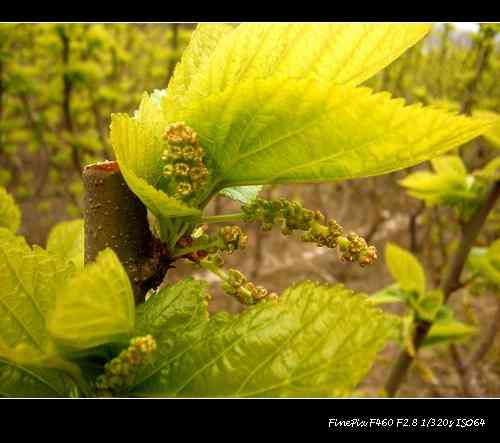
left=83, top=161, right=170, bottom=304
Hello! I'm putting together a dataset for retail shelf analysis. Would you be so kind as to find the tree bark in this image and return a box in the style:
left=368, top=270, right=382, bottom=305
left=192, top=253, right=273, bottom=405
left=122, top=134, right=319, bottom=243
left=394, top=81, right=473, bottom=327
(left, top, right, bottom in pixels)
left=83, top=161, right=170, bottom=304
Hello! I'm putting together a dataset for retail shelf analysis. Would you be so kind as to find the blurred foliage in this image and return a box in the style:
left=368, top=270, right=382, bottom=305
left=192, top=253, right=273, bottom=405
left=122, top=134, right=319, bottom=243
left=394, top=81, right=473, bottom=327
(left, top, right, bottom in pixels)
left=0, top=24, right=192, bottom=234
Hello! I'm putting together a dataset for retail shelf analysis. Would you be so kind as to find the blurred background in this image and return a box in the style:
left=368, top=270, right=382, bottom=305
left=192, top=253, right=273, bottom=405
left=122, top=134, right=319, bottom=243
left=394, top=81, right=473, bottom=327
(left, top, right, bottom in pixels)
left=0, top=23, right=499, bottom=396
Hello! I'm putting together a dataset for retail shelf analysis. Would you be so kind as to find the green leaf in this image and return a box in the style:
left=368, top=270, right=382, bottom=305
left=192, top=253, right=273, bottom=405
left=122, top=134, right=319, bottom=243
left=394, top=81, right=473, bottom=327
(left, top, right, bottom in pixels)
left=0, top=229, right=72, bottom=353
left=0, top=186, right=21, bottom=233
left=174, top=77, right=489, bottom=188
left=135, top=278, right=210, bottom=337
left=170, top=24, right=430, bottom=112
left=475, top=157, right=500, bottom=182
left=369, top=285, right=408, bottom=305
left=473, top=110, right=500, bottom=149
left=0, top=229, right=81, bottom=397
left=131, top=281, right=395, bottom=397
left=128, top=279, right=211, bottom=394
left=219, top=185, right=262, bottom=204
left=385, top=243, right=426, bottom=296
left=423, top=320, right=477, bottom=347
left=400, top=156, right=482, bottom=212
left=467, top=241, right=500, bottom=287
left=166, top=24, right=236, bottom=109
left=431, top=155, right=467, bottom=176
left=46, top=219, right=84, bottom=270
left=0, top=353, right=79, bottom=397
left=413, top=289, right=444, bottom=322
left=48, top=248, right=135, bottom=353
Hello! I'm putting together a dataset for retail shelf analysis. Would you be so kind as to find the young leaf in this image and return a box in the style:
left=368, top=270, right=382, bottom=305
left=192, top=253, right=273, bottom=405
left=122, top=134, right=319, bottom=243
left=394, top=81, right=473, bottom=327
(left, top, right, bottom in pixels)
left=400, top=156, right=482, bottom=213
left=413, top=289, right=444, bottom=322
left=475, top=157, right=500, bottom=182
left=473, top=110, right=500, bottom=149
left=48, top=248, right=135, bottom=352
left=430, top=155, right=467, bottom=177
left=131, top=282, right=396, bottom=397
left=385, top=243, right=426, bottom=296
left=46, top=219, right=84, bottom=270
left=0, top=186, right=21, bottom=233
left=423, top=320, right=477, bottom=347
left=369, top=285, right=409, bottom=305
left=174, top=77, right=489, bottom=189
left=467, top=241, right=500, bottom=288
left=219, top=185, right=262, bottom=204
left=172, top=24, right=430, bottom=112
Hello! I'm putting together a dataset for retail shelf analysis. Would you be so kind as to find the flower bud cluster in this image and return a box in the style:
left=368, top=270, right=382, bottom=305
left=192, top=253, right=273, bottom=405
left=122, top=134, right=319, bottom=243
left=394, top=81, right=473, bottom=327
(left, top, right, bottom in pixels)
left=242, top=198, right=377, bottom=267
left=217, top=226, right=249, bottom=253
left=176, top=225, right=248, bottom=261
left=95, top=335, right=157, bottom=394
left=161, top=122, right=209, bottom=200
left=222, top=268, right=278, bottom=305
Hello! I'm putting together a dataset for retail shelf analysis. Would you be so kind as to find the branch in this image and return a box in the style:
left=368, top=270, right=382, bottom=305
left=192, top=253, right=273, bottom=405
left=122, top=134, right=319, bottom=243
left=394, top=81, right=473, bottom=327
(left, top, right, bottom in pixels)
left=83, top=161, right=171, bottom=304
left=384, top=180, right=500, bottom=397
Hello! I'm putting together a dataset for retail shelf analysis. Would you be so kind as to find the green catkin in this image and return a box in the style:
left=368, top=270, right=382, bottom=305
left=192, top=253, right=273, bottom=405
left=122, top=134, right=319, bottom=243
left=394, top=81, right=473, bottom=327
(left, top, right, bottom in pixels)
left=222, top=268, right=278, bottom=305
left=160, top=122, right=210, bottom=201
left=176, top=225, right=248, bottom=259
left=95, top=335, right=157, bottom=395
left=242, top=198, right=377, bottom=266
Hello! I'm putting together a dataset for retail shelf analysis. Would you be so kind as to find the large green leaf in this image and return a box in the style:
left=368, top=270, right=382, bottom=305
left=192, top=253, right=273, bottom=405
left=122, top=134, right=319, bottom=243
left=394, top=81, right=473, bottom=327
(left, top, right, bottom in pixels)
left=48, top=248, right=135, bottom=352
left=126, top=279, right=211, bottom=394
left=0, top=228, right=80, bottom=397
left=0, top=186, right=21, bottom=233
left=131, top=281, right=395, bottom=397
left=168, top=23, right=430, bottom=113
left=174, top=77, right=489, bottom=189
left=46, top=219, right=84, bottom=271
left=0, top=229, right=71, bottom=352
left=166, top=24, right=236, bottom=108
left=135, top=278, right=210, bottom=337
left=0, top=354, right=78, bottom=397
left=385, top=243, right=426, bottom=296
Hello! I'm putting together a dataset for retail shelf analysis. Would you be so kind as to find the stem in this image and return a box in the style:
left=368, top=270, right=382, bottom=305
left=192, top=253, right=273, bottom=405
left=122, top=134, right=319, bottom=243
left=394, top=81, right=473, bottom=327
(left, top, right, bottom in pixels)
left=201, top=213, right=244, bottom=225
left=83, top=161, right=171, bottom=304
left=385, top=180, right=500, bottom=397
left=198, top=258, right=227, bottom=280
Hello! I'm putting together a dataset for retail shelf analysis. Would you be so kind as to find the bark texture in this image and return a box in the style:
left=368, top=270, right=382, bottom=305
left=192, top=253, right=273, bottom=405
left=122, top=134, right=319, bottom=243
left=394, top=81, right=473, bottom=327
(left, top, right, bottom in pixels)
left=83, top=161, right=170, bottom=304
